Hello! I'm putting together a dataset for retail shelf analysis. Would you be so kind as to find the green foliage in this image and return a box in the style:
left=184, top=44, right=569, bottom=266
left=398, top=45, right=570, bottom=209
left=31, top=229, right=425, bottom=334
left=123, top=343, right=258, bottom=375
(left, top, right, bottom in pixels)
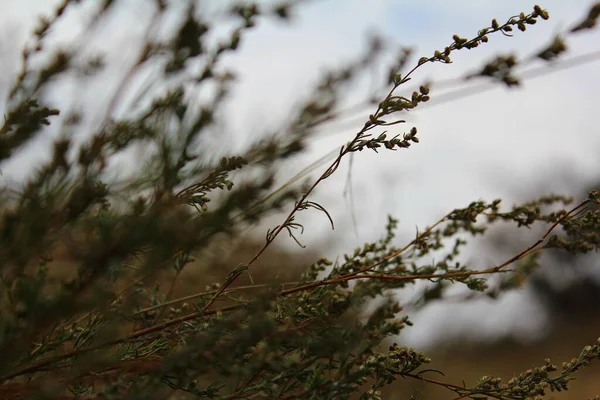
left=0, top=1, right=599, bottom=399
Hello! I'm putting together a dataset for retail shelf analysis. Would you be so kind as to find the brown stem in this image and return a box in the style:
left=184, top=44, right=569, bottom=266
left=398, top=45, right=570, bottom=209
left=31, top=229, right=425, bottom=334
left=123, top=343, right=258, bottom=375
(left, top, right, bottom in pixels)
left=3, top=200, right=584, bottom=383
left=403, top=372, right=504, bottom=400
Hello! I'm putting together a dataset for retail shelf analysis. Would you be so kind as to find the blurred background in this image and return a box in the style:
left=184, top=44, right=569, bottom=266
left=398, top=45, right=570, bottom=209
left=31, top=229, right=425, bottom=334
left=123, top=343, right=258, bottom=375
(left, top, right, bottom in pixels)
left=2, top=1, right=600, bottom=398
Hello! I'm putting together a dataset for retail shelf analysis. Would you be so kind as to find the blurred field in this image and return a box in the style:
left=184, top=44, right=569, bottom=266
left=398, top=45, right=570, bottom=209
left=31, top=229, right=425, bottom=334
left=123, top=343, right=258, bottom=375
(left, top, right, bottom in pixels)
left=383, top=314, right=600, bottom=399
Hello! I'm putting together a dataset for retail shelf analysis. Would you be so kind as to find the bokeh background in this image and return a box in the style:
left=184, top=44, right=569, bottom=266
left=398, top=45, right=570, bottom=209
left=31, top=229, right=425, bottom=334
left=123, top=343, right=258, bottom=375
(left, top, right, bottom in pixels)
left=2, top=1, right=600, bottom=398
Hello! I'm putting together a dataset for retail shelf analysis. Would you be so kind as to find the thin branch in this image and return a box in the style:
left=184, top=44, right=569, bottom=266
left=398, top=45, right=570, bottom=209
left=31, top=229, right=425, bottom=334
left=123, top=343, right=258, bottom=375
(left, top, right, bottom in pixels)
left=5, top=198, right=583, bottom=382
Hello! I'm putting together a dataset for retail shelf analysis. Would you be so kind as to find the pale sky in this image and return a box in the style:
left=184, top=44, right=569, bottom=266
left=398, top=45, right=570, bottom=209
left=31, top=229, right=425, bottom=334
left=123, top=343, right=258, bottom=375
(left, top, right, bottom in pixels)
left=1, top=0, right=599, bottom=348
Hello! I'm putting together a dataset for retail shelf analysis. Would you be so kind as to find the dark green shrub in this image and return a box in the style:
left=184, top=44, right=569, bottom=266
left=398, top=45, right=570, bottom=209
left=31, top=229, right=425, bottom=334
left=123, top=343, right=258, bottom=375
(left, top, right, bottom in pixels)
left=1, top=2, right=599, bottom=399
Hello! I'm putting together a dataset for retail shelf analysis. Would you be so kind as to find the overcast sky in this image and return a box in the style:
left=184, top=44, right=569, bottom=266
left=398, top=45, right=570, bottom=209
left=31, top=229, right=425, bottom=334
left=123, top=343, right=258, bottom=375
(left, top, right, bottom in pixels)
left=1, top=0, right=599, bottom=348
